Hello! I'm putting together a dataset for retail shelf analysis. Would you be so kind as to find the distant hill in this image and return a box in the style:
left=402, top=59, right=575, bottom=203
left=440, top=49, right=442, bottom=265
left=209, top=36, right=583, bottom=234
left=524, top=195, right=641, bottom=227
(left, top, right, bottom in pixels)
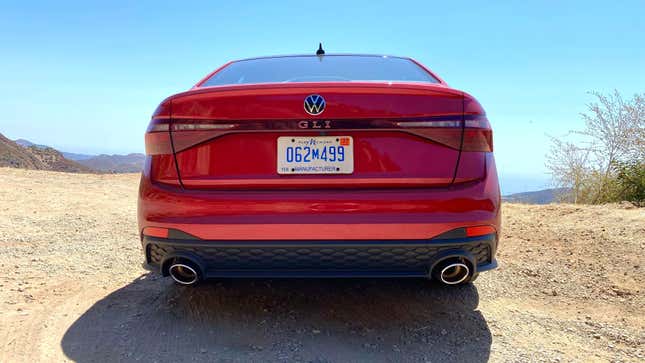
left=1, top=134, right=46, bottom=169
left=503, top=187, right=572, bottom=204
left=15, top=138, right=95, bottom=160
left=61, top=151, right=96, bottom=161
left=11, top=137, right=144, bottom=173
left=14, top=138, right=49, bottom=149
left=1, top=133, right=93, bottom=173
left=77, top=153, right=145, bottom=173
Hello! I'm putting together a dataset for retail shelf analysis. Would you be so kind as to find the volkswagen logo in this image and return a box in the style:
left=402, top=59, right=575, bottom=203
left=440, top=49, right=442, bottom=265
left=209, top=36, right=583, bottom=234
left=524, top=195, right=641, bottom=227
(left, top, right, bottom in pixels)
left=303, top=94, right=326, bottom=115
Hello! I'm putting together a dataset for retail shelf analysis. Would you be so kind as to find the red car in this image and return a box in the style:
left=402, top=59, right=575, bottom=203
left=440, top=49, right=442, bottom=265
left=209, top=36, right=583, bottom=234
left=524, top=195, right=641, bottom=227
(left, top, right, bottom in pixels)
left=138, top=52, right=500, bottom=286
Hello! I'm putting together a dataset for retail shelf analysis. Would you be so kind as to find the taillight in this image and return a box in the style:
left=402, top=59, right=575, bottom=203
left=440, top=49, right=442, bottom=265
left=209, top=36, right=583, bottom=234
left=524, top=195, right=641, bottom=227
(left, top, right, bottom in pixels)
left=146, top=100, right=173, bottom=155
left=145, top=119, right=173, bottom=155
left=172, top=123, right=237, bottom=131
left=161, top=116, right=492, bottom=153
left=395, top=118, right=463, bottom=149
left=462, top=116, right=493, bottom=152
left=168, top=120, right=241, bottom=153
left=396, top=116, right=492, bottom=152
left=145, top=117, right=180, bottom=186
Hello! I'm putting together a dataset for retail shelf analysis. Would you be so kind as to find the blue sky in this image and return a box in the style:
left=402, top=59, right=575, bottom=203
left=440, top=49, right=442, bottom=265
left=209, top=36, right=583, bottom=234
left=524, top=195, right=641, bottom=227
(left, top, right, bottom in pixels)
left=1, top=1, right=643, bottom=193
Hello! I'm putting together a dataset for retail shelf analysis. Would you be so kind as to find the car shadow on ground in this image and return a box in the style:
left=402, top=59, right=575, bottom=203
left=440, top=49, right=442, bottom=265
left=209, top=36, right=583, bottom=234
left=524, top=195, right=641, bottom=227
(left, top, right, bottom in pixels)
left=61, top=273, right=491, bottom=362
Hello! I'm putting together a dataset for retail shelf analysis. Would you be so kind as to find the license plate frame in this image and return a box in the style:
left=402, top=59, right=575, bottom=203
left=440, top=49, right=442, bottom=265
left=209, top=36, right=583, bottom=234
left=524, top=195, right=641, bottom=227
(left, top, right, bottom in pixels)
left=277, top=136, right=354, bottom=175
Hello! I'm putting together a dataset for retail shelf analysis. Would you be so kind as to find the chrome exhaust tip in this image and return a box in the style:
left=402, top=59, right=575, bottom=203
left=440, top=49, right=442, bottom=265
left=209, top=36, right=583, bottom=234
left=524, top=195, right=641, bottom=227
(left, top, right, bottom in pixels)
left=168, top=263, right=199, bottom=286
left=438, top=262, right=470, bottom=285
left=430, top=255, right=474, bottom=286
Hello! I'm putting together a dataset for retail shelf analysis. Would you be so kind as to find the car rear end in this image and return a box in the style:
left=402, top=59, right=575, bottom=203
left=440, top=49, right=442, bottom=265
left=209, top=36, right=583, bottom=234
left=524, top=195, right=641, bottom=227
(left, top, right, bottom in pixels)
left=137, top=55, right=500, bottom=286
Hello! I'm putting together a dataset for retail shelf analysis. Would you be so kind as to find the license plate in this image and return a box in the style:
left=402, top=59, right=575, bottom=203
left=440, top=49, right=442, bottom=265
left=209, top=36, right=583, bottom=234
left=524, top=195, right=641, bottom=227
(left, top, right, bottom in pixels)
left=277, top=136, right=354, bottom=174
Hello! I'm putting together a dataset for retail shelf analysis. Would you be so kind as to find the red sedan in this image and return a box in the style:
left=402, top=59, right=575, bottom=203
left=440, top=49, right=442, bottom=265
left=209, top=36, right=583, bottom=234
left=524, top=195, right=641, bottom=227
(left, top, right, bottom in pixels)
left=138, top=52, right=500, bottom=286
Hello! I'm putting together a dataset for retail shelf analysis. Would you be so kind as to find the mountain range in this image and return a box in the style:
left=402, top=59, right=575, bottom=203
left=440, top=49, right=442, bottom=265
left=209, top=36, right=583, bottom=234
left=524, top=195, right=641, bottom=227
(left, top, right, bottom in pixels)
left=1, top=134, right=93, bottom=173
left=5, top=135, right=144, bottom=173
left=502, top=188, right=572, bottom=204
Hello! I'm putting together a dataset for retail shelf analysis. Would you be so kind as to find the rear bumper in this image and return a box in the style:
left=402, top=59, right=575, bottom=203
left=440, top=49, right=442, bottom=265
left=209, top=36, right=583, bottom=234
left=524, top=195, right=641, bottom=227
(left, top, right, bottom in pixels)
left=143, top=234, right=498, bottom=279
left=137, top=155, right=501, bottom=241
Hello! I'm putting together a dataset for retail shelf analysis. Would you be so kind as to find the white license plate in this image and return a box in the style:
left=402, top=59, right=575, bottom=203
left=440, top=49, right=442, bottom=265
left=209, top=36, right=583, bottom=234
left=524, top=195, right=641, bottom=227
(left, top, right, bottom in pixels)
left=277, top=136, right=354, bottom=174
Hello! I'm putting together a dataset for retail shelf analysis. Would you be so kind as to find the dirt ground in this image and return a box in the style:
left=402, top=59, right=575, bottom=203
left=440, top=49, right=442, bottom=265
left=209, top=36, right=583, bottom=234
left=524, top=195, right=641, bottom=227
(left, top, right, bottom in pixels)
left=0, top=167, right=643, bottom=362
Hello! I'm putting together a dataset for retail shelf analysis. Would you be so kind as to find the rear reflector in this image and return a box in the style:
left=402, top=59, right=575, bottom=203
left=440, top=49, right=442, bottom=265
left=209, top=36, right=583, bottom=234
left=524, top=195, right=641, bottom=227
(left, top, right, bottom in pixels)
left=143, top=227, right=169, bottom=238
left=465, top=225, right=496, bottom=237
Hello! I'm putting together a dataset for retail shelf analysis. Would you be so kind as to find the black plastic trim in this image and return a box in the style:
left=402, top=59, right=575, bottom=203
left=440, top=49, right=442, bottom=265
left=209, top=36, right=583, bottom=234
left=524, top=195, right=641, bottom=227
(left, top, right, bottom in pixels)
left=142, top=234, right=498, bottom=279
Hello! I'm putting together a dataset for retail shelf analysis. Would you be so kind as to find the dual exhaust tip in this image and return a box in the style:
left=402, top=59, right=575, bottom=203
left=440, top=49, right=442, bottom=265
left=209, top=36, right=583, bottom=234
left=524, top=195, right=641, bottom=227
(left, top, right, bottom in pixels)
left=165, top=253, right=474, bottom=287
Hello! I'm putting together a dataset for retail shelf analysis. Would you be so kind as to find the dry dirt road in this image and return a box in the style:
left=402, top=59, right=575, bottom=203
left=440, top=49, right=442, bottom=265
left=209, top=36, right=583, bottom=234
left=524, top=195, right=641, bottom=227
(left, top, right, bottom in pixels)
left=0, top=167, right=643, bottom=362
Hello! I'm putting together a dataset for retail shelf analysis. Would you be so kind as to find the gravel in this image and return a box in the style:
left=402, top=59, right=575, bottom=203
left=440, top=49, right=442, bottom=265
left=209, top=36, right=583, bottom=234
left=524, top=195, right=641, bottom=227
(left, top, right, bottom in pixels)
left=0, top=167, right=643, bottom=362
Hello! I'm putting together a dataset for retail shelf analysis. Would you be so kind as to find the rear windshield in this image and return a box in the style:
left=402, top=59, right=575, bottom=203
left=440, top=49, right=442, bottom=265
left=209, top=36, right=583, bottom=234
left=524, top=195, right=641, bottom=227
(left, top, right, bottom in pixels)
left=200, top=55, right=440, bottom=86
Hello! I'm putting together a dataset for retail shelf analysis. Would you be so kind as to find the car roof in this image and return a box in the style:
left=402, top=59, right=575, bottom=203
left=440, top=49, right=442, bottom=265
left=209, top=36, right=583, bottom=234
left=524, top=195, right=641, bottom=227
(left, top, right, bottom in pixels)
left=231, top=54, right=413, bottom=62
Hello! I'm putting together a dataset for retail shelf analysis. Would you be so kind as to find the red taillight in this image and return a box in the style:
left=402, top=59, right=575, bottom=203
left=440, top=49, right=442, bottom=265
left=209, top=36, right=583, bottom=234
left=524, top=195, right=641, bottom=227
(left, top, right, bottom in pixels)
left=462, top=116, right=493, bottom=152
left=397, top=116, right=492, bottom=152
left=172, top=123, right=238, bottom=131
left=145, top=119, right=173, bottom=155
left=162, top=116, right=492, bottom=153
left=395, top=118, right=463, bottom=150
left=145, top=117, right=180, bottom=186
left=167, top=118, right=467, bottom=153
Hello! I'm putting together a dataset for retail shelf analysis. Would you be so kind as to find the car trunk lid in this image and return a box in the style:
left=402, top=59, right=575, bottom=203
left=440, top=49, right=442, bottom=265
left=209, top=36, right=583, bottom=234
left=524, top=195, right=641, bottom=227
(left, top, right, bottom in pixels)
left=168, top=82, right=467, bottom=189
